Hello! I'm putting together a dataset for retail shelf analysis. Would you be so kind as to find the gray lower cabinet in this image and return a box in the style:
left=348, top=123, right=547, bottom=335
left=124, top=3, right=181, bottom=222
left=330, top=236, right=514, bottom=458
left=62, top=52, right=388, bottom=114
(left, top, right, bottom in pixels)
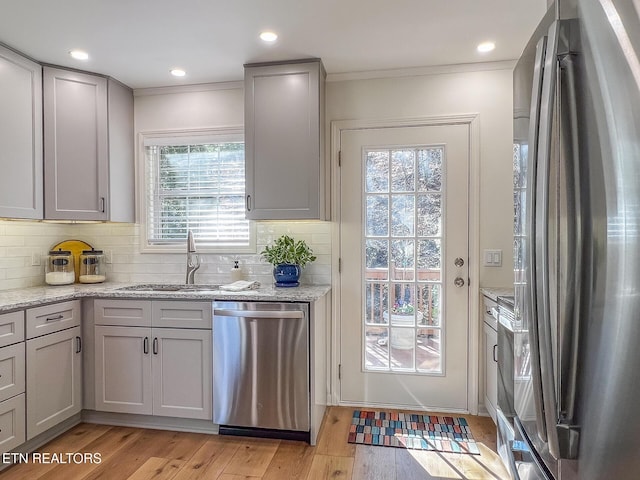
left=43, top=67, right=134, bottom=222
left=94, top=325, right=151, bottom=415
left=0, top=310, right=26, bottom=454
left=0, top=44, right=43, bottom=219
left=244, top=59, right=327, bottom=220
left=94, top=300, right=212, bottom=420
left=26, top=325, right=82, bottom=440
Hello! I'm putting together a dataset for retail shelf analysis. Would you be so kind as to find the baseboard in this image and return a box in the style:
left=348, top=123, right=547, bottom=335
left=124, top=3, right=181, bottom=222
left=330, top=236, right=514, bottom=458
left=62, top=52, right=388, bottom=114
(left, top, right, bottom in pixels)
left=81, top=410, right=219, bottom=434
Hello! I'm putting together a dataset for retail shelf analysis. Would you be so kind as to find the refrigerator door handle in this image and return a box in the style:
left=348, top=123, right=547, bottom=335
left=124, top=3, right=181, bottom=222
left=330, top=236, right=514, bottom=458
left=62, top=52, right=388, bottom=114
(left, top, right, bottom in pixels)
left=535, top=19, right=561, bottom=461
left=525, top=33, right=550, bottom=444
left=555, top=35, right=582, bottom=460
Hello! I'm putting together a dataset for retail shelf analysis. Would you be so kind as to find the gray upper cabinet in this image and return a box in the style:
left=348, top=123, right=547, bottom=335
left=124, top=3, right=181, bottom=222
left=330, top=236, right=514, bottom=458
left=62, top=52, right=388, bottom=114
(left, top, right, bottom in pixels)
left=0, top=45, right=43, bottom=219
left=244, top=59, right=327, bottom=220
left=43, top=67, right=134, bottom=222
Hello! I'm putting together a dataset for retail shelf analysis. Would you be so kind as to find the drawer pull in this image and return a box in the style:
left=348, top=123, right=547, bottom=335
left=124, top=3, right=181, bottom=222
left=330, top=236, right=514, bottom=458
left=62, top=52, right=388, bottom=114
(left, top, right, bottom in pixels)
left=46, top=314, right=64, bottom=322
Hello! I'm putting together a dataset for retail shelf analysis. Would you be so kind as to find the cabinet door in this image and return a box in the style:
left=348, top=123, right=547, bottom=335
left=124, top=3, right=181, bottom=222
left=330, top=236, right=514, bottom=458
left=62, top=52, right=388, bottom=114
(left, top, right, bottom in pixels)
left=95, top=325, right=152, bottom=414
left=0, top=45, right=43, bottom=219
left=26, top=326, right=82, bottom=439
left=483, top=322, right=498, bottom=422
left=152, top=328, right=211, bottom=419
left=43, top=66, right=109, bottom=220
left=0, top=394, right=26, bottom=454
left=0, top=342, right=26, bottom=403
left=245, top=60, right=325, bottom=220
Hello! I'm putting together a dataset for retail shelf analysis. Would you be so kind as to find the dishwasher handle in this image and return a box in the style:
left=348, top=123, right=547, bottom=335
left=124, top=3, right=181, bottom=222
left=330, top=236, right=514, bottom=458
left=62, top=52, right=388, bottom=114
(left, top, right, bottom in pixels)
left=214, top=308, right=304, bottom=319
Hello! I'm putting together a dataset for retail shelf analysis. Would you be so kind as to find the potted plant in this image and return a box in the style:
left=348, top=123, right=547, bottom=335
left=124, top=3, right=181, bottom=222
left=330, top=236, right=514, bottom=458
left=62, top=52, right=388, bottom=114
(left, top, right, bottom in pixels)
left=260, top=235, right=316, bottom=287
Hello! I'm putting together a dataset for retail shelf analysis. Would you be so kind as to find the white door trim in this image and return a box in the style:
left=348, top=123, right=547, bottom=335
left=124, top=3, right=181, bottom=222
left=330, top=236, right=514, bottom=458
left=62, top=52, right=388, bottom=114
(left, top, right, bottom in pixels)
left=330, top=114, right=481, bottom=414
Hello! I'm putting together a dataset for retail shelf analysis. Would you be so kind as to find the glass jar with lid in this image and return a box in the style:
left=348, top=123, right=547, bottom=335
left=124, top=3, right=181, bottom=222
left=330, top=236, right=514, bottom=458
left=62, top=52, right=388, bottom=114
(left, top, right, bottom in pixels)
left=45, top=249, right=75, bottom=285
left=79, top=249, right=106, bottom=284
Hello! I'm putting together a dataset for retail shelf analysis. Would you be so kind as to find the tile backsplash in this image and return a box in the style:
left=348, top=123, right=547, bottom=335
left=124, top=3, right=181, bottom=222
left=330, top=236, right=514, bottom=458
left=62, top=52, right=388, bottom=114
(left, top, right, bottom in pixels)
left=0, top=220, right=331, bottom=291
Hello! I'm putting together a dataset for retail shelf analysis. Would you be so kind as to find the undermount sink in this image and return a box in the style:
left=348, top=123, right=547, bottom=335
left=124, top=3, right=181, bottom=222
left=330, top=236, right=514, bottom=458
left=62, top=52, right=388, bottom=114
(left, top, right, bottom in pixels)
left=117, top=284, right=221, bottom=293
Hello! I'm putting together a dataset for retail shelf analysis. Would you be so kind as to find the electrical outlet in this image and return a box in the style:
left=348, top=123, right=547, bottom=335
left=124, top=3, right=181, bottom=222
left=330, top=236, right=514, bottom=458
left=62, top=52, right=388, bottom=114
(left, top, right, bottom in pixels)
left=31, top=252, right=41, bottom=266
left=484, top=249, right=502, bottom=267
left=104, top=250, right=113, bottom=264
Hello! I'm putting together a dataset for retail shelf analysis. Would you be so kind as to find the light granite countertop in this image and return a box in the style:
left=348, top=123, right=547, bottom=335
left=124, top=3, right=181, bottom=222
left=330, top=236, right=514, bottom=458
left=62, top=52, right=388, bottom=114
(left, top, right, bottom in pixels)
left=0, top=282, right=332, bottom=313
left=480, top=287, right=514, bottom=302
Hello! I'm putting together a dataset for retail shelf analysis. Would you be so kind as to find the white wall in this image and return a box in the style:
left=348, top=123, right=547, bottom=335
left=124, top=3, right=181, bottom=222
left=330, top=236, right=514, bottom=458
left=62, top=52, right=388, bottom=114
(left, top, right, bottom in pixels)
left=327, top=67, right=515, bottom=288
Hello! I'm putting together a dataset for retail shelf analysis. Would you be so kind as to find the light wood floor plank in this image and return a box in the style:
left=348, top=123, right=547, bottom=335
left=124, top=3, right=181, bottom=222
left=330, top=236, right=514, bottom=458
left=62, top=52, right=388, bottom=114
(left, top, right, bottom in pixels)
left=351, top=444, right=396, bottom=480
left=0, top=424, right=114, bottom=480
left=315, top=407, right=357, bottom=457
left=262, top=440, right=315, bottom=480
left=80, top=428, right=206, bottom=480
left=127, top=457, right=185, bottom=480
left=221, top=437, right=280, bottom=477
left=171, top=436, right=242, bottom=480
left=35, top=427, right=144, bottom=480
left=306, top=454, right=354, bottom=480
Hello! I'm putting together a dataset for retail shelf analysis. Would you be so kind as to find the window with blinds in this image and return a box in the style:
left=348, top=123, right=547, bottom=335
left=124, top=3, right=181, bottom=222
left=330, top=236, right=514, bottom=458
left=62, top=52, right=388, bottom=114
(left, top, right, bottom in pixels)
left=143, top=130, right=253, bottom=251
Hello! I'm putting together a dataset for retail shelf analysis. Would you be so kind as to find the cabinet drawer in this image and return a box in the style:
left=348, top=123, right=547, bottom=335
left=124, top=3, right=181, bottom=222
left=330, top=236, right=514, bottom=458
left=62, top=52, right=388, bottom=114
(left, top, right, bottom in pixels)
left=0, top=343, right=26, bottom=402
left=0, top=311, right=25, bottom=348
left=94, top=299, right=151, bottom=327
left=0, top=393, right=26, bottom=455
left=152, top=301, right=212, bottom=329
left=26, top=300, right=81, bottom=339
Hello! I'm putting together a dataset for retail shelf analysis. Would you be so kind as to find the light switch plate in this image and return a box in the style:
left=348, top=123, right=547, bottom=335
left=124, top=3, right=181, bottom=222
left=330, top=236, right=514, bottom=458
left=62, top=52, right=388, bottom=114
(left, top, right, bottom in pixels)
left=484, top=249, right=502, bottom=267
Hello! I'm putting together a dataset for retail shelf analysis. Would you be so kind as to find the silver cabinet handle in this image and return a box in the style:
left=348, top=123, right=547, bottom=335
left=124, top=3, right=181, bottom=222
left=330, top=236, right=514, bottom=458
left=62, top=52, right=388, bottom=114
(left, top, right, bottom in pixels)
left=493, top=344, right=498, bottom=363
left=143, top=337, right=149, bottom=354
left=246, top=195, right=252, bottom=211
left=100, top=196, right=106, bottom=213
left=214, top=309, right=304, bottom=319
left=76, top=336, right=82, bottom=354
left=454, top=277, right=465, bottom=288
left=153, top=337, right=158, bottom=355
left=46, top=314, right=64, bottom=322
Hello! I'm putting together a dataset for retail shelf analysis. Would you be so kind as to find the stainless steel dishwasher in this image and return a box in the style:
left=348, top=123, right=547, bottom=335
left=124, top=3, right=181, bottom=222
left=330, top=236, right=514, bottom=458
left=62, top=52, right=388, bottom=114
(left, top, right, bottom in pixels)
left=213, top=301, right=310, bottom=442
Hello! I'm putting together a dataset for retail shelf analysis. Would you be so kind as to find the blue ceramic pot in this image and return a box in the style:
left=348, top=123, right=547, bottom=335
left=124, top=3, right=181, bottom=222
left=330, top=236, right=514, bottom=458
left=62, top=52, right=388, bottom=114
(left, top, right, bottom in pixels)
left=273, top=264, right=300, bottom=287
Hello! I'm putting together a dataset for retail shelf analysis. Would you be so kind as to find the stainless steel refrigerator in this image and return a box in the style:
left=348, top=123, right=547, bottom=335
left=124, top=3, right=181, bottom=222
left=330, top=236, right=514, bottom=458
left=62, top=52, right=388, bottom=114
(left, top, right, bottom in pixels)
left=511, top=0, right=640, bottom=478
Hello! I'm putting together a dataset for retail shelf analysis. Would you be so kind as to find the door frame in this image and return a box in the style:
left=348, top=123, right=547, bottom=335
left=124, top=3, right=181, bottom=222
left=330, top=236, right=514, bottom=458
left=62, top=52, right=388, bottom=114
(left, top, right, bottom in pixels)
left=330, top=114, right=481, bottom=414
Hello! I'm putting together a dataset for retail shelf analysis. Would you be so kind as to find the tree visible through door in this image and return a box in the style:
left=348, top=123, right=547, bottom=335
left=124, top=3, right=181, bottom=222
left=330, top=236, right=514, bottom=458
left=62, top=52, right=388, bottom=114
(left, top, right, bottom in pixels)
left=340, top=123, right=470, bottom=410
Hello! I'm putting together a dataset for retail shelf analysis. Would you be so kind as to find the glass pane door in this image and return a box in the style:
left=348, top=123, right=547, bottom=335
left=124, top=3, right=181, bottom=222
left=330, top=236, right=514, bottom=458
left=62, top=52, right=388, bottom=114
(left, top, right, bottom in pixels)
left=363, top=146, right=444, bottom=374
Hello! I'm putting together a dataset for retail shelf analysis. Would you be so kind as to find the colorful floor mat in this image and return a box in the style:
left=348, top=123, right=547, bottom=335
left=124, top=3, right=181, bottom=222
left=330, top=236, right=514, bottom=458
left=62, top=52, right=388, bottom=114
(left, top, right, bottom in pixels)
left=348, top=410, right=480, bottom=455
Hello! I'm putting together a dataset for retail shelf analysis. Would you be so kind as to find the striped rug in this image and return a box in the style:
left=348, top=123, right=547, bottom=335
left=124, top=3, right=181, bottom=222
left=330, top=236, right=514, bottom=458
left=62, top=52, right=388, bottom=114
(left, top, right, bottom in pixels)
left=348, top=410, right=480, bottom=455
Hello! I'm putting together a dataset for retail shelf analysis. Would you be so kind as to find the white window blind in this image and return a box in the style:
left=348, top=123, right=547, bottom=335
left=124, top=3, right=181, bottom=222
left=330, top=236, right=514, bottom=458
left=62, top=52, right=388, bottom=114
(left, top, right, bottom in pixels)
left=144, top=135, right=250, bottom=249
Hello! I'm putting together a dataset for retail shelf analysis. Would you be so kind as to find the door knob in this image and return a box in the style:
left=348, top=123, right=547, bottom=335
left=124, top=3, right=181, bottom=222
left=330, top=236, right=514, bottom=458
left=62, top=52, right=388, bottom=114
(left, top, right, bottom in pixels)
left=454, top=257, right=465, bottom=267
left=454, top=277, right=465, bottom=287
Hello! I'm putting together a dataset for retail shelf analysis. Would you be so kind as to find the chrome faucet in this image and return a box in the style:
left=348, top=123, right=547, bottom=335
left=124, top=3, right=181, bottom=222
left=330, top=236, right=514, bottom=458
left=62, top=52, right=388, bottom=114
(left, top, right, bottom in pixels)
left=185, top=230, right=201, bottom=284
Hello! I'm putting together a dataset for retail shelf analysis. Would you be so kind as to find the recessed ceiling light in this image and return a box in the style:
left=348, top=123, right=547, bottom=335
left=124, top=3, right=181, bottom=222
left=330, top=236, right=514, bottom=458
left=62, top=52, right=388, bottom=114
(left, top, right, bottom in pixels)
left=259, top=31, right=278, bottom=42
left=170, top=69, right=186, bottom=77
left=69, top=50, right=89, bottom=60
left=477, top=42, right=496, bottom=53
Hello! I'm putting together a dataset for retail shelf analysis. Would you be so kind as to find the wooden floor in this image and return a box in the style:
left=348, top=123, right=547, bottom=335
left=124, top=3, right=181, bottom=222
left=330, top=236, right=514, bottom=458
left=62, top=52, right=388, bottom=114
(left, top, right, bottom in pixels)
left=1, top=407, right=510, bottom=480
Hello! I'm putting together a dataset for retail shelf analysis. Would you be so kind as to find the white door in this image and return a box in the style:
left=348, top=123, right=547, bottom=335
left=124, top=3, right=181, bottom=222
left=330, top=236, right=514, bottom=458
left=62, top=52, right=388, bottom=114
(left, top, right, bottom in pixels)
left=339, top=123, right=470, bottom=410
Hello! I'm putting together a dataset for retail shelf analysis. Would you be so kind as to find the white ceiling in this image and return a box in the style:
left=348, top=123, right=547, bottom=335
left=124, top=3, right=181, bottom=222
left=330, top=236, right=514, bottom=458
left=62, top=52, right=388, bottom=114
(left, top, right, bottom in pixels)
left=0, top=0, right=547, bottom=89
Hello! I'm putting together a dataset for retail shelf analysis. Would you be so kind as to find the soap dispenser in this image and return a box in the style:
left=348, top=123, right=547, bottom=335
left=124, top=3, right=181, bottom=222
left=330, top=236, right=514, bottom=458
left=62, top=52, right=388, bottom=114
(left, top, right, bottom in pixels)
left=230, top=260, right=243, bottom=282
